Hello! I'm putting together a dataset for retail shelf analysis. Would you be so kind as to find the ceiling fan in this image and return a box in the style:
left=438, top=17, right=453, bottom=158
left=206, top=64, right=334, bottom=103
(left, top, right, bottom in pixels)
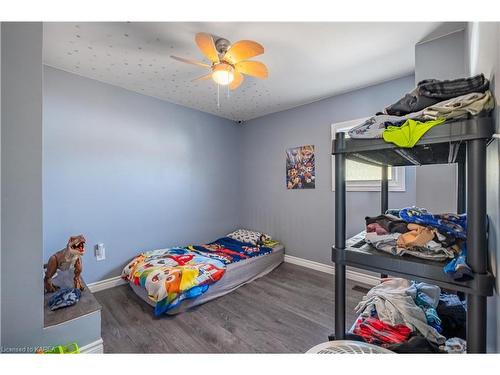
left=170, top=33, right=268, bottom=90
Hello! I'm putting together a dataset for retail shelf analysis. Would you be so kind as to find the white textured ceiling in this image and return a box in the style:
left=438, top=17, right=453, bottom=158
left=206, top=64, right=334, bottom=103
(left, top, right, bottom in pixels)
left=43, top=22, right=441, bottom=121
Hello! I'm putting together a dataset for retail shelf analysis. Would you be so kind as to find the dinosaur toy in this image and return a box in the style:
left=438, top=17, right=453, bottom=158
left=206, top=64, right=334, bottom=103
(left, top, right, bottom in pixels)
left=44, top=235, right=86, bottom=293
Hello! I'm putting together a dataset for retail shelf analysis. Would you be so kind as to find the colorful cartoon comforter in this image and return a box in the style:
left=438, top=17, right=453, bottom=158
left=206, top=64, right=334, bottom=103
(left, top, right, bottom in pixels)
left=121, top=237, right=273, bottom=316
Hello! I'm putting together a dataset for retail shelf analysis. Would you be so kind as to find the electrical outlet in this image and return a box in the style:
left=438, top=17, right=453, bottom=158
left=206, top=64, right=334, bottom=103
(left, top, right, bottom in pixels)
left=95, top=243, right=106, bottom=261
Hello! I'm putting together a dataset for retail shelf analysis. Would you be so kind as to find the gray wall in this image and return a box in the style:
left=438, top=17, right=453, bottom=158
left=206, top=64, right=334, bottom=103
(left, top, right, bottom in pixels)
left=1, top=21, right=44, bottom=351
left=467, top=21, right=500, bottom=353
left=415, top=26, right=467, bottom=83
left=1, top=23, right=100, bottom=352
left=414, top=26, right=468, bottom=213
left=240, top=75, right=416, bottom=266
left=43, top=66, right=241, bottom=284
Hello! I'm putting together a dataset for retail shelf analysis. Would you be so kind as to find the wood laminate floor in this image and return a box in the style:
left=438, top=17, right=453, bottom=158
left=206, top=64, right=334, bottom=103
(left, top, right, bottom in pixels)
left=95, top=262, right=370, bottom=353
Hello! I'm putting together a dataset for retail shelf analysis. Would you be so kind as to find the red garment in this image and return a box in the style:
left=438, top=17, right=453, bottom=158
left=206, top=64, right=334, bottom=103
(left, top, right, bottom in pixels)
left=353, top=317, right=412, bottom=345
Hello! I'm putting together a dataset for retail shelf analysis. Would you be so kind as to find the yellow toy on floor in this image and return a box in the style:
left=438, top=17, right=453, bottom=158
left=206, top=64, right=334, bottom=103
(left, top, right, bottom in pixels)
left=37, top=342, right=80, bottom=354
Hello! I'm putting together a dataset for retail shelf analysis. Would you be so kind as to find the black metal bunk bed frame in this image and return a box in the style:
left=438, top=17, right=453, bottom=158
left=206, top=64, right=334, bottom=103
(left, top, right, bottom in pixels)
left=331, top=116, right=496, bottom=354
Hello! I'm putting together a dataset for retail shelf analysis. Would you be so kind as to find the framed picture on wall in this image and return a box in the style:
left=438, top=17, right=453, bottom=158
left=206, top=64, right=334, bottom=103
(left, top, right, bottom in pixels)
left=286, top=145, right=315, bottom=189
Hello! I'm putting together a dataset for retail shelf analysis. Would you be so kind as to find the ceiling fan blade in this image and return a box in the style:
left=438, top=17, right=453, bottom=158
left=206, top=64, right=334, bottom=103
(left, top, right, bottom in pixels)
left=170, top=55, right=210, bottom=68
left=191, top=73, right=212, bottom=82
left=230, top=71, right=244, bottom=90
left=235, top=61, right=268, bottom=79
left=223, top=40, right=264, bottom=65
left=195, top=33, right=220, bottom=63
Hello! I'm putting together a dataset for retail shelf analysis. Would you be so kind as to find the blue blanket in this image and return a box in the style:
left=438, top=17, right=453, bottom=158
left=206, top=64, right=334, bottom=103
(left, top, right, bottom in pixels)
left=398, top=207, right=467, bottom=239
left=188, top=237, right=273, bottom=265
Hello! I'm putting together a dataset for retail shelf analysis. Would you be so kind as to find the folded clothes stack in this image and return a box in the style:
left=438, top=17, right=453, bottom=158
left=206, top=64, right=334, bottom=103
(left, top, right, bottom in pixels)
left=351, top=278, right=467, bottom=353
left=348, top=74, right=495, bottom=146
left=364, top=207, right=473, bottom=281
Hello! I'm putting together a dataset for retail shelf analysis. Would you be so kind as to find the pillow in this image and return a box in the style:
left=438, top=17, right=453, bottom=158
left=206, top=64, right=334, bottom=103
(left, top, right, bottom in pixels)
left=227, top=229, right=270, bottom=245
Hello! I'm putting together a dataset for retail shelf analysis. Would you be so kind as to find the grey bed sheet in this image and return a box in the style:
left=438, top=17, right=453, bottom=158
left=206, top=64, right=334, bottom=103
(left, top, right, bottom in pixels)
left=129, top=244, right=285, bottom=314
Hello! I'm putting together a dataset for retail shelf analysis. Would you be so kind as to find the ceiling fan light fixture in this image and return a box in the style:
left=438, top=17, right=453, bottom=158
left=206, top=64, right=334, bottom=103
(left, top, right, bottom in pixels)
left=170, top=33, right=267, bottom=95
left=211, top=63, right=234, bottom=86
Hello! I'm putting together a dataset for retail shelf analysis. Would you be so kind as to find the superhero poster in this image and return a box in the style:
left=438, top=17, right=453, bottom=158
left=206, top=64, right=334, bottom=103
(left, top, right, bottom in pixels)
left=286, top=145, right=315, bottom=189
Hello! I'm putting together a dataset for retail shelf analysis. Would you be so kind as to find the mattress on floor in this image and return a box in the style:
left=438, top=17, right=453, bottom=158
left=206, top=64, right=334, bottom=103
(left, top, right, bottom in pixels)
left=129, top=244, right=285, bottom=314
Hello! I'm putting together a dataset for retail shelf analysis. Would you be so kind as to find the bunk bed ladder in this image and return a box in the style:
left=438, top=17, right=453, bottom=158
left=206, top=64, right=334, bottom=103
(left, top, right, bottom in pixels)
left=331, top=125, right=491, bottom=353
left=333, top=131, right=347, bottom=340
left=466, top=139, right=488, bottom=353
left=380, top=165, right=389, bottom=279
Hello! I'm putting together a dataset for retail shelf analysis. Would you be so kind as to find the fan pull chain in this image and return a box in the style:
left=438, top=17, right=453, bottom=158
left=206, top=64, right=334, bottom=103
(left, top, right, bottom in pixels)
left=227, top=83, right=230, bottom=99
left=217, top=83, right=220, bottom=109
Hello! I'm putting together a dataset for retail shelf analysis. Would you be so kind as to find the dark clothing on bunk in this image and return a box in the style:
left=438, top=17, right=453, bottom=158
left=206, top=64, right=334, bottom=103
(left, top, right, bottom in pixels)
left=365, top=214, right=408, bottom=234
left=419, top=74, right=489, bottom=100
left=384, top=74, right=490, bottom=116
left=386, top=334, right=441, bottom=353
left=385, top=89, right=439, bottom=117
left=436, top=293, right=466, bottom=340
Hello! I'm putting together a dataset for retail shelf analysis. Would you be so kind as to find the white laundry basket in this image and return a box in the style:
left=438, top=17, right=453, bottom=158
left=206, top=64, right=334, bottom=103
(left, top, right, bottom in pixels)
left=306, top=340, right=393, bottom=354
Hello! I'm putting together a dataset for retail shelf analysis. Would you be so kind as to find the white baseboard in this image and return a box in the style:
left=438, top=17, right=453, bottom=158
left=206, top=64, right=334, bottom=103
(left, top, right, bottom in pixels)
left=284, top=254, right=379, bottom=286
left=284, top=254, right=333, bottom=274
left=87, top=276, right=126, bottom=293
left=79, top=338, right=104, bottom=354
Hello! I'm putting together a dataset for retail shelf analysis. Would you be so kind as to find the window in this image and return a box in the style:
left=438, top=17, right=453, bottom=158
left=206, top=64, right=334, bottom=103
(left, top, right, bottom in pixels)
left=331, top=118, right=406, bottom=192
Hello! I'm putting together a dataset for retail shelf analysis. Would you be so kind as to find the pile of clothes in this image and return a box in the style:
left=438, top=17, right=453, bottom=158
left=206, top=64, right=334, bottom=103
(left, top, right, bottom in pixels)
left=48, top=288, right=82, bottom=311
left=348, top=74, right=495, bottom=147
left=350, top=278, right=467, bottom=353
left=364, top=206, right=472, bottom=281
